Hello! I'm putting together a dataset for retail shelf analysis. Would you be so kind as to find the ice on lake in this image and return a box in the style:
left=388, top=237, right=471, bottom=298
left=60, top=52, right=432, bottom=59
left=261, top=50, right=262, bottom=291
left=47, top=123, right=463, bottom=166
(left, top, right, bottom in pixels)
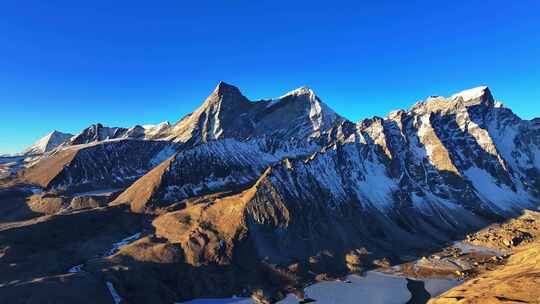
left=178, top=271, right=461, bottom=304
left=424, top=278, right=461, bottom=297
left=452, top=241, right=506, bottom=256
left=279, top=272, right=410, bottom=304
left=178, top=297, right=253, bottom=304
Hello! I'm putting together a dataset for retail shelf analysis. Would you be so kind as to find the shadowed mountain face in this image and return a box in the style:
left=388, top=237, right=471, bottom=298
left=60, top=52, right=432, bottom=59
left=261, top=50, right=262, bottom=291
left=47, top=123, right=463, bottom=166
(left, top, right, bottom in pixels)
left=17, top=139, right=177, bottom=193
left=0, top=83, right=539, bottom=303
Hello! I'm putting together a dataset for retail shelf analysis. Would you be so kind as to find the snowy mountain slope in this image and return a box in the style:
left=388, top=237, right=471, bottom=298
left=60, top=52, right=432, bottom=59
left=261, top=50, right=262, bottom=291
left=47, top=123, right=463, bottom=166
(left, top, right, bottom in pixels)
left=0, top=131, right=73, bottom=178
left=141, top=85, right=540, bottom=264
left=0, top=123, right=172, bottom=179
left=23, top=131, right=74, bottom=155
left=18, top=139, right=178, bottom=193
left=112, top=139, right=280, bottom=212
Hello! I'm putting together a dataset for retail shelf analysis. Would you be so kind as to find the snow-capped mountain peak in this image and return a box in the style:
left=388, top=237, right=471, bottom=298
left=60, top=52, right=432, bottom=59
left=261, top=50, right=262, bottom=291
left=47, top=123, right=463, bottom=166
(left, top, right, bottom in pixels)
left=159, top=82, right=343, bottom=144
left=142, top=121, right=170, bottom=129
left=450, top=86, right=494, bottom=107
left=277, top=86, right=340, bottom=133
left=280, top=86, right=316, bottom=99
left=205, top=81, right=250, bottom=108
left=141, top=121, right=171, bottom=137
left=451, top=86, right=488, bottom=101
left=410, top=86, right=496, bottom=115
left=23, top=130, right=73, bottom=155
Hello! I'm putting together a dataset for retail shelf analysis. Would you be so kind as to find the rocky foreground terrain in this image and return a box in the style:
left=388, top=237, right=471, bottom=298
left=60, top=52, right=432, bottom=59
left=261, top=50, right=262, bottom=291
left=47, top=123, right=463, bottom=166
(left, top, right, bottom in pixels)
left=0, top=82, right=539, bottom=303
left=430, top=210, right=540, bottom=304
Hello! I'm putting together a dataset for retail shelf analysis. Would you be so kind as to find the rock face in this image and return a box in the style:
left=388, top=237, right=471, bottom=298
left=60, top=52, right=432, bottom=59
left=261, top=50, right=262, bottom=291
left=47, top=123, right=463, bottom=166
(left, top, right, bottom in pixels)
left=112, top=83, right=346, bottom=212
left=18, top=139, right=178, bottom=193
left=160, top=82, right=342, bottom=144
left=68, top=122, right=171, bottom=145
left=112, top=139, right=280, bottom=212
left=1, top=82, right=540, bottom=304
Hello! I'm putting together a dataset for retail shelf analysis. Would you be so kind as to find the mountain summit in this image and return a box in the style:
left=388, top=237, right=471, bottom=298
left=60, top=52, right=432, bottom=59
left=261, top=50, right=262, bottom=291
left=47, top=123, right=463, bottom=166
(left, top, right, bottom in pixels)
left=23, top=130, right=73, bottom=155
left=161, top=81, right=343, bottom=144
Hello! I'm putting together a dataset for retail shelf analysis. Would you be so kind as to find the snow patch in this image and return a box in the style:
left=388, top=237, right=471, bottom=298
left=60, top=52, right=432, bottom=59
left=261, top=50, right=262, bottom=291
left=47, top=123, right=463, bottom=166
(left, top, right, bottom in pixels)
left=354, top=162, right=397, bottom=210
left=106, top=281, right=122, bottom=304
left=534, top=147, right=540, bottom=170
left=451, top=86, right=488, bottom=102
left=309, top=97, right=324, bottom=131
left=265, top=99, right=280, bottom=108
left=142, top=121, right=170, bottom=130
left=279, top=86, right=314, bottom=99
left=142, top=121, right=170, bottom=138
left=150, top=145, right=177, bottom=166
left=411, top=193, right=435, bottom=216
left=104, top=233, right=142, bottom=256
left=30, top=187, right=43, bottom=194
left=488, top=122, right=522, bottom=168
left=464, top=167, right=529, bottom=211
left=68, top=264, right=84, bottom=273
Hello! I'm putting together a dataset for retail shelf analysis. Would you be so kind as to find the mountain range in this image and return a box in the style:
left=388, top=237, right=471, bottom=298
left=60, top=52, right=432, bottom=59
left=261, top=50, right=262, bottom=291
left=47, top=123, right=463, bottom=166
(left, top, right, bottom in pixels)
left=0, top=82, right=538, bottom=304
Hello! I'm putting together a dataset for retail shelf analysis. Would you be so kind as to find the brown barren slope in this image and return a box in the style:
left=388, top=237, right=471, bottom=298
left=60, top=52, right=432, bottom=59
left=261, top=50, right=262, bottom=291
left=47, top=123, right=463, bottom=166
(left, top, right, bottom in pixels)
left=17, top=148, right=78, bottom=188
left=430, top=211, right=540, bottom=304
left=111, top=154, right=176, bottom=213
left=152, top=183, right=257, bottom=265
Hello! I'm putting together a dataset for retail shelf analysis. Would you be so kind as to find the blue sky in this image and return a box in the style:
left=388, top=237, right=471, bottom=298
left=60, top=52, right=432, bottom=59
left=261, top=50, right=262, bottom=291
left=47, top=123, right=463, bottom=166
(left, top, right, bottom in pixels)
left=1, top=1, right=539, bottom=154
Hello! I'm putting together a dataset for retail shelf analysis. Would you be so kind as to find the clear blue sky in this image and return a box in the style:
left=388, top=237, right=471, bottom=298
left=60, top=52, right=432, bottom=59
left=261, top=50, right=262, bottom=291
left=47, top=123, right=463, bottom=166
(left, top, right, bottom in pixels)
left=1, top=1, right=539, bottom=154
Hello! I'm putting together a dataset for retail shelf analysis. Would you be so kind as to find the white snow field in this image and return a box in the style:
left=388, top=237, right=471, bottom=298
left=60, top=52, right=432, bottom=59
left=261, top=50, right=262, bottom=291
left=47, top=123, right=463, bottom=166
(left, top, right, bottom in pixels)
left=103, top=232, right=142, bottom=256
left=106, top=281, right=123, bottom=304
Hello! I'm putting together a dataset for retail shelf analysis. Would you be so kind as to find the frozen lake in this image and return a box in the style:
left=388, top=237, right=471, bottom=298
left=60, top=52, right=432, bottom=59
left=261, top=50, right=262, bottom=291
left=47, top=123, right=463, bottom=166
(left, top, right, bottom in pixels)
left=452, top=241, right=506, bottom=257
left=178, top=271, right=461, bottom=304
left=179, top=298, right=252, bottom=304
left=279, top=272, right=410, bottom=304
left=72, top=188, right=122, bottom=197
